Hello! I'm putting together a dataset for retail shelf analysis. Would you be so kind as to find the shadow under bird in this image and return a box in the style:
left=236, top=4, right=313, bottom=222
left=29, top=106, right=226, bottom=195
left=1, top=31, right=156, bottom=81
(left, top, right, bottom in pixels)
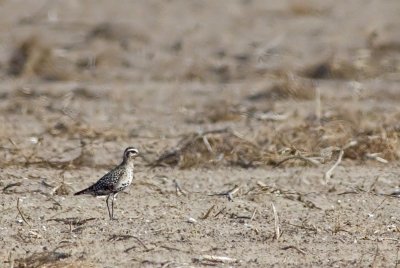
left=74, top=147, right=139, bottom=220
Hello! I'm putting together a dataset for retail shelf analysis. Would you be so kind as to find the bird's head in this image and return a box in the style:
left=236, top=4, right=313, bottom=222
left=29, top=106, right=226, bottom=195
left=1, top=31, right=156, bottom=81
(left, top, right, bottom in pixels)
left=123, top=147, right=139, bottom=162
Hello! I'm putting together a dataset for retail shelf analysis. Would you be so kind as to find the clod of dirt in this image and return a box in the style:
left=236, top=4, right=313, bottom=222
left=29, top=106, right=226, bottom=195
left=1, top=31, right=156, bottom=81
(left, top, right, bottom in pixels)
left=300, top=51, right=393, bottom=80
left=88, top=23, right=127, bottom=41
left=52, top=182, right=73, bottom=196
left=300, top=60, right=333, bottom=79
left=72, top=87, right=100, bottom=99
left=182, top=61, right=238, bottom=83
left=8, top=36, right=73, bottom=80
left=247, top=74, right=315, bottom=101
left=188, top=101, right=242, bottom=123
left=367, top=27, right=400, bottom=52
left=303, top=58, right=363, bottom=79
left=288, top=1, right=329, bottom=16
left=14, top=251, right=70, bottom=268
left=8, top=37, right=48, bottom=76
left=208, top=64, right=231, bottom=83
left=87, top=22, right=149, bottom=46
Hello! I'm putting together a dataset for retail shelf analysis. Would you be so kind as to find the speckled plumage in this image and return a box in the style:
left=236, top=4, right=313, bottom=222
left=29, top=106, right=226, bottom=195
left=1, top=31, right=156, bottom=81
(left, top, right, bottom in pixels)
left=74, top=147, right=139, bottom=220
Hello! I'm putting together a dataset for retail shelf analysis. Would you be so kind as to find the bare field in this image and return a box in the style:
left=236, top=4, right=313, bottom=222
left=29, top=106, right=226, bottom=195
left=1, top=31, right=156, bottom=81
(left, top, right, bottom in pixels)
left=1, top=1, right=400, bottom=267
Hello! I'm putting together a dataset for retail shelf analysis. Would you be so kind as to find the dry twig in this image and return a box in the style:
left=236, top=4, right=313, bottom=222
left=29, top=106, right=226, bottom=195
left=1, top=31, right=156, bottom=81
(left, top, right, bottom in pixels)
left=17, top=198, right=31, bottom=227
left=209, top=185, right=241, bottom=201
left=3, top=182, right=22, bottom=193
left=365, top=153, right=388, bottom=164
left=250, top=208, right=257, bottom=221
left=8, top=252, right=14, bottom=268
left=315, top=87, right=321, bottom=123
left=124, top=236, right=150, bottom=252
left=271, top=202, right=281, bottom=240
left=369, top=197, right=388, bottom=216
left=214, top=207, right=226, bottom=218
left=173, top=179, right=186, bottom=196
left=281, top=245, right=306, bottom=255
left=274, top=155, right=320, bottom=168
left=200, top=204, right=215, bottom=220
left=252, top=111, right=289, bottom=121
left=47, top=217, right=96, bottom=226
left=194, top=255, right=238, bottom=264
left=324, top=149, right=344, bottom=183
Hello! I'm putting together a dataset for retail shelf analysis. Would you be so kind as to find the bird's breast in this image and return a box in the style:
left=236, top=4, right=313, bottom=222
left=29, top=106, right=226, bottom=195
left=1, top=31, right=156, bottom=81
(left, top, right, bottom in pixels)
left=115, top=165, right=134, bottom=191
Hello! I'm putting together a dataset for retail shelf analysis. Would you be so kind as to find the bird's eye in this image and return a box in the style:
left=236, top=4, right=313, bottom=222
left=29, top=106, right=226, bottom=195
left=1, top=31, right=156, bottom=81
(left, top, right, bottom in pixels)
left=124, top=147, right=138, bottom=159
left=128, top=149, right=138, bottom=156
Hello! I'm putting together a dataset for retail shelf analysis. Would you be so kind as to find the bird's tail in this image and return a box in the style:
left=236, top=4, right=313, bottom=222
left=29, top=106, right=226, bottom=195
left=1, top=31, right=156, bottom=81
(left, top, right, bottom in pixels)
left=74, top=187, right=92, bottom=196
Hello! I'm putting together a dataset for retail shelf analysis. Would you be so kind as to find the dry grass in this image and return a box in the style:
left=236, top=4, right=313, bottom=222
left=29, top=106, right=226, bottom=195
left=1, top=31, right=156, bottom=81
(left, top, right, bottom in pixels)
left=152, top=129, right=269, bottom=168
left=2, top=85, right=398, bottom=171
left=153, top=121, right=399, bottom=169
left=267, top=121, right=354, bottom=152
left=345, top=131, right=399, bottom=161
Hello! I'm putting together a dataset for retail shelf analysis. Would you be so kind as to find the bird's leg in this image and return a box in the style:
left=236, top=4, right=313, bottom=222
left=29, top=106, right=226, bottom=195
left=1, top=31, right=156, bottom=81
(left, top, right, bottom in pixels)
left=111, top=193, right=115, bottom=220
left=109, top=193, right=119, bottom=220
left=106, top=194, right=112, bottom=220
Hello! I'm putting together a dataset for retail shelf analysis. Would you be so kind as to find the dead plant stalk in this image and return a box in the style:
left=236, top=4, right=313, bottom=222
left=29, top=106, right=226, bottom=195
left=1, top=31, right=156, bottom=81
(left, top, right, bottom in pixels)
left=271, top=202, right=281, bottom=240
left=17, top=198, right=31, bottom=227
left=324, top=149, right=344, bottom=183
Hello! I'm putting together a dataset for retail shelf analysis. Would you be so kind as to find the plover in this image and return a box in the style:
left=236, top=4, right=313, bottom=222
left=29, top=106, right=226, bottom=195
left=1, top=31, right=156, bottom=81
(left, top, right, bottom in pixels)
left=74, top=147, right=139, bottom=220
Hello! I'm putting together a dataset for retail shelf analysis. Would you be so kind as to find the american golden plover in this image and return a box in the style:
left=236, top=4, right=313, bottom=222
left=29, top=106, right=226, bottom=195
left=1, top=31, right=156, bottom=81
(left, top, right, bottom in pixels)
left=74, top=147, right=139, bottom=220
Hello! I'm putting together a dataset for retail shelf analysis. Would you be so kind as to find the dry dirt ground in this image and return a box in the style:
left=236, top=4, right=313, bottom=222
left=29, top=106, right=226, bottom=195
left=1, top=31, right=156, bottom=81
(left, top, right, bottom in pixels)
left=1, top=1, right=400, bottom=267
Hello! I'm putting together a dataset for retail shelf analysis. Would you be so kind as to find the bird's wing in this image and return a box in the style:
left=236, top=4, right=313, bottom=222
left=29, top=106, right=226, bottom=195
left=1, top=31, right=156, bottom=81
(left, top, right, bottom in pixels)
left=96, top=165, right=126, bottom=188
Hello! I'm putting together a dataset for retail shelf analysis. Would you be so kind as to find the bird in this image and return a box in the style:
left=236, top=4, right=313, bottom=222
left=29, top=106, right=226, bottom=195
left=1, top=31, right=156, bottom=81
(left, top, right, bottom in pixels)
left=74, top=147, right=139, bottom=220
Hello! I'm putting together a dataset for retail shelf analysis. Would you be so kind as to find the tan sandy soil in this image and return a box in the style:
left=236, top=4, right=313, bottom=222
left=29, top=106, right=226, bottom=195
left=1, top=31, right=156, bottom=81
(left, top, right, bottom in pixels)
left=1, top=1, right=400, bottom=267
